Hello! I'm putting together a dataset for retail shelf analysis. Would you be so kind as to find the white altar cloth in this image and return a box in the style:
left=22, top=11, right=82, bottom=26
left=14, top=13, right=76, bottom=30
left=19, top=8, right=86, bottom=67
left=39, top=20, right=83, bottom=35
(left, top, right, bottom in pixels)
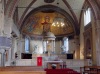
left=44, top=60, right=63, bottom=68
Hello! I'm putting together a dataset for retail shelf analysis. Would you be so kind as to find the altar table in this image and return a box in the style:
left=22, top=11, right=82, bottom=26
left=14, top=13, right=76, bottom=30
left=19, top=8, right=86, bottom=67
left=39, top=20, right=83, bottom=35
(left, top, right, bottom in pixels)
left=45, top=61, right=63, bottom=69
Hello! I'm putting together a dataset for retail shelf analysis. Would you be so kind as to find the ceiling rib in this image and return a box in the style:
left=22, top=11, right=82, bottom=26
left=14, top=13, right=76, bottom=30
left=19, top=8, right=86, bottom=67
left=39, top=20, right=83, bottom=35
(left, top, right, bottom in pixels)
left=18, top=0, right=37, bottom=28
left=62, top=0, right=79, bottom=31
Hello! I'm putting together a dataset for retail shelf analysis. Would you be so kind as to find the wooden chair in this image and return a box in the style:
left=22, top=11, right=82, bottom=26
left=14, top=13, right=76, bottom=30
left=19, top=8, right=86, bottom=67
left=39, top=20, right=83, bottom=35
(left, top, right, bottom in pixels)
left=80, top=66, right=98, bottom=74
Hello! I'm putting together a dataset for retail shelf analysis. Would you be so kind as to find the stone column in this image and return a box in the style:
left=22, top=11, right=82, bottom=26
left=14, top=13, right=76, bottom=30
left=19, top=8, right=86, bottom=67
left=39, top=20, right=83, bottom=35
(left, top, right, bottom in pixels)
left=0, top=2, right=5, bottom=66
left=4, top=17, right=13, bottom=37
left=53, top=40, right=55, bottom=53
left=95, top=20, right=100, bottom=65
left=0, top=49, right=5, bottom=66
left=17, top=39, right=23, bottom=59
left=0, top=1, right=4, bottom=36
left=8, top=48, right=11, bottom=63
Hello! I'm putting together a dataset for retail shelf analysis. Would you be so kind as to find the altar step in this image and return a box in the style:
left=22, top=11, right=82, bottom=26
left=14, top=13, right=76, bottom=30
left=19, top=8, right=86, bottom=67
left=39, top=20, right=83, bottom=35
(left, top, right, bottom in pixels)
left=44, top=68, right=80, bottom=74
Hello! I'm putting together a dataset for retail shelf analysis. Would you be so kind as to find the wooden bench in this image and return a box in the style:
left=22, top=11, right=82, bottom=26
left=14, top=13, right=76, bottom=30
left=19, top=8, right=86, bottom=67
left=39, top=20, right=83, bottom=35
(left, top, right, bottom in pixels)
left=0, top=66, right=46, bottom=74
left=80, top=66, right=100, bottom=74
left=0, top=66, right=44, bottom=71
left=0, top=71, right=46, bottom=74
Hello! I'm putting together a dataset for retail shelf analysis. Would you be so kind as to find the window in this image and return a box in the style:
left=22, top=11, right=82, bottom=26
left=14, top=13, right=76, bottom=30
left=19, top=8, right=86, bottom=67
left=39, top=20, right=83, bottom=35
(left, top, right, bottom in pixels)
left=63, top=37, right=69, bottom=53
left=84, top=8, right=91, bottom=26
left=25, top=37, right=30, bottom=53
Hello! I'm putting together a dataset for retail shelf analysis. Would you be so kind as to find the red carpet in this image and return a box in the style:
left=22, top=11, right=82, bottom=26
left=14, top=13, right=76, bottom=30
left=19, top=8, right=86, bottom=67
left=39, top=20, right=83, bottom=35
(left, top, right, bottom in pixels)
left=44, top=68, right=80, bottom=74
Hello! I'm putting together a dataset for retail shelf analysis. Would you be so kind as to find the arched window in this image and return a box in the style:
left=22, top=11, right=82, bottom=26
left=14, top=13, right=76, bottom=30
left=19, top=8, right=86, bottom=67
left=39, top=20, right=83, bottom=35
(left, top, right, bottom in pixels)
left=63, top=37, right=69, bottom=53
left=25, top=36, right=30, bottom=53
left=84, top=8, right=91, bottom=26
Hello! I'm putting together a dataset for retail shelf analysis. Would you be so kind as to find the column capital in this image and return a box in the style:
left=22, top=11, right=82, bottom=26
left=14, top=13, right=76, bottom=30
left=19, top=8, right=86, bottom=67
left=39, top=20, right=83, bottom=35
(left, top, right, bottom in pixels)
left=0, top=49, right=5, bottom=53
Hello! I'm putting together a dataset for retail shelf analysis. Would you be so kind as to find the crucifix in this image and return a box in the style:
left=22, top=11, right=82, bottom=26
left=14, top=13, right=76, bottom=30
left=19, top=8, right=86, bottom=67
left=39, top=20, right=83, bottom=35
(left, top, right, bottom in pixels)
left=41, top=16, right=51, bottom=34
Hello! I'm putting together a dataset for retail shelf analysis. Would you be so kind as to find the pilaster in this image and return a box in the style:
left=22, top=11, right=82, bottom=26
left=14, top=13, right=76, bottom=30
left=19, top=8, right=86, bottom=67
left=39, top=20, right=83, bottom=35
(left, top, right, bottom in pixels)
left=0, top=2, right=4, bottom=36
left=4, top=17, right=13, bottom=37
left=0, top=49, right=5, bottom=66
left=95, top=20, right=100, bottom=65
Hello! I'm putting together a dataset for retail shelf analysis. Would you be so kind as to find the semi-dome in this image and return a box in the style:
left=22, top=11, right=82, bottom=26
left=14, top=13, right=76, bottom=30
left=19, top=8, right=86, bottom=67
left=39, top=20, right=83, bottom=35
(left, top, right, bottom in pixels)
left=44, top=32, right=56, bottom=40
left=46, top=32, right=55, bottom=38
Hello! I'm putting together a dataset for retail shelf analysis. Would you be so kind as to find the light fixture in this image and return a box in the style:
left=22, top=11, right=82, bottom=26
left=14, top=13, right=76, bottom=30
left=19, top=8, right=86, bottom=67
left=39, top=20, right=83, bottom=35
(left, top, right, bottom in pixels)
left=52, top=15, right=65, bottom=27
left=52, top=0, right=65, bottom=27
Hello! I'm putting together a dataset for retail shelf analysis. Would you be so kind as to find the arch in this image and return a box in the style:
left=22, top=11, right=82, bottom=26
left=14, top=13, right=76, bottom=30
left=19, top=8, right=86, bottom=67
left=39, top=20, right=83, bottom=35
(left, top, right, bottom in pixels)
left=4, top=0, right=100, bottom=32
left=20, top=5, right=77, bottom=35
left=18, top=0, right=37, bottom=27
left=4, top=0, right=12, bottom=15
left=62, top=0, right=79, bottom=29
left=4, top=0, right=19, bottom=17
left=86, top=0, right=100, bottom=20
left=79, top=0, right=100, bottom=28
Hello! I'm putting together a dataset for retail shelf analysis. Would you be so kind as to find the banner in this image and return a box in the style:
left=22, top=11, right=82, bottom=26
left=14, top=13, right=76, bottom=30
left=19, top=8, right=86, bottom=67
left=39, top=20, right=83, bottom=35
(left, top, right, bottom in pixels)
left=37, top=57, right=42, bottom=66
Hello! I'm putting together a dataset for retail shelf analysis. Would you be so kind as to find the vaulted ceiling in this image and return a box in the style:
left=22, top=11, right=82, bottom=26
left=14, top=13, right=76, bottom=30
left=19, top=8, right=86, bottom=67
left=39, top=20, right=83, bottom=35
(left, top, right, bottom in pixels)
left=4, top=0, right=100, bottom=37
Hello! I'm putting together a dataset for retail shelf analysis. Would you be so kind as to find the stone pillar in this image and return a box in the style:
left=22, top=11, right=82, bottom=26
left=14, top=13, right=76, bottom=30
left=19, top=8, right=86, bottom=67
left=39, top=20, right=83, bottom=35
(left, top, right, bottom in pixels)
left=8, top=48, right=11, bottom=63
left=95, top=20, right=100, bottom=65
left=0, top=49, right=5, bottom=66
left=74, top=35, right=80, bottom=59
left=0, top=1, right=4, bottom=36
left=0, top=1, right=13, bottom=66
left=4, top=17, right=13, bottom=37
left=53, top=40, right=55, bottom=53
left=17, top=39, right=23, bottom=59
left=11, top=38, right=18, bottom=59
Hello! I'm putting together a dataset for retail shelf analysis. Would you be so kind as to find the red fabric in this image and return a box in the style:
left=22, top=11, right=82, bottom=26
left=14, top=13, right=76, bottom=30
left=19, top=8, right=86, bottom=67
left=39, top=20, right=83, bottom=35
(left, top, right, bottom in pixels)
left=37, top=57, right=42, bottom=66
left=44, top=69, right=80, bottom=74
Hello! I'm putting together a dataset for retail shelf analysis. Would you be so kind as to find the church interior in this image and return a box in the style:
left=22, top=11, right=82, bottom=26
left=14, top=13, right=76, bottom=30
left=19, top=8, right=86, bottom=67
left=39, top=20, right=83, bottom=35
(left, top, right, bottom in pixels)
left=0, top=0, right=100, bottom=74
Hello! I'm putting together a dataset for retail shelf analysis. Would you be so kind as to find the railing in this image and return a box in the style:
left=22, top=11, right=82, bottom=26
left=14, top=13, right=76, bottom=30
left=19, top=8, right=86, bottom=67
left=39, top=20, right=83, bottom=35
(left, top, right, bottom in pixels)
left=15, top=59, right=88, bottom=72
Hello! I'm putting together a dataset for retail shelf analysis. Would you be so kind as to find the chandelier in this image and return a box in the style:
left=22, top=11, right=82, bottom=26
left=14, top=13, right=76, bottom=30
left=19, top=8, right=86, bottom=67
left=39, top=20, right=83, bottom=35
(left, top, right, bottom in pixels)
left=52, top=15, right=65, bottom=27
left=52, top=0, right=65, bottom=27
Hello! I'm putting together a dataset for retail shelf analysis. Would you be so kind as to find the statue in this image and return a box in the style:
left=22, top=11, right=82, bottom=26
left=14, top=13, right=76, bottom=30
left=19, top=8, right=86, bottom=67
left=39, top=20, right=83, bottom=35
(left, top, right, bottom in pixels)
left=33, top=45, right=38, bottom=54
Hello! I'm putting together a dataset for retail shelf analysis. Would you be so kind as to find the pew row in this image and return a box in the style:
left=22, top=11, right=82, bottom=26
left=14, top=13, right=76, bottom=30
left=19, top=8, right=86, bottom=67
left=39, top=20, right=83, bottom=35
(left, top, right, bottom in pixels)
left=0, top=71, right=46, bottom=74
left=80, top=66, right=100, bottom=74
left=0, top=66, right=44, bottom=71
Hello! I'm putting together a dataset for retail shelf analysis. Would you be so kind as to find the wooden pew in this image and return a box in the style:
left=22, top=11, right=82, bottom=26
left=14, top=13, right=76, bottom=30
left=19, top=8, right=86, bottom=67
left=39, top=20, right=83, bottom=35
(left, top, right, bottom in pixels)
left=0, top=66, right=44, bottom=71
left=0, top=66, right=46, bottom=74
left=0, top=71, right=46, bottom=74
left=80, top=66, right=100, bottom=74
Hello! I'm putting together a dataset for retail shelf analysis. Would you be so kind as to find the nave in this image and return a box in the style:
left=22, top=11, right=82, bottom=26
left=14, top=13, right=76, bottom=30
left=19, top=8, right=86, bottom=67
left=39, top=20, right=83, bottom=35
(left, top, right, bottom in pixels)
left=0, top=0, right=100, bottom=74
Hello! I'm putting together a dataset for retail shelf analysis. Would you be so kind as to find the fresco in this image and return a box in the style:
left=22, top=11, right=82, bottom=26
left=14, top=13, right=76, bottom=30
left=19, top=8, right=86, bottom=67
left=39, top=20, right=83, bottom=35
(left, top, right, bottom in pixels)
left=22, top=12, right=74, bottom=36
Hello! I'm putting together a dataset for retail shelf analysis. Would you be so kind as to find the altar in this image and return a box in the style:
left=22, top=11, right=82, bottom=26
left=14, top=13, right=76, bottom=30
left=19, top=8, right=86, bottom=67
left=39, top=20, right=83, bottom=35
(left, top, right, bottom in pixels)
left=45, top=61, right=63, bottom=69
